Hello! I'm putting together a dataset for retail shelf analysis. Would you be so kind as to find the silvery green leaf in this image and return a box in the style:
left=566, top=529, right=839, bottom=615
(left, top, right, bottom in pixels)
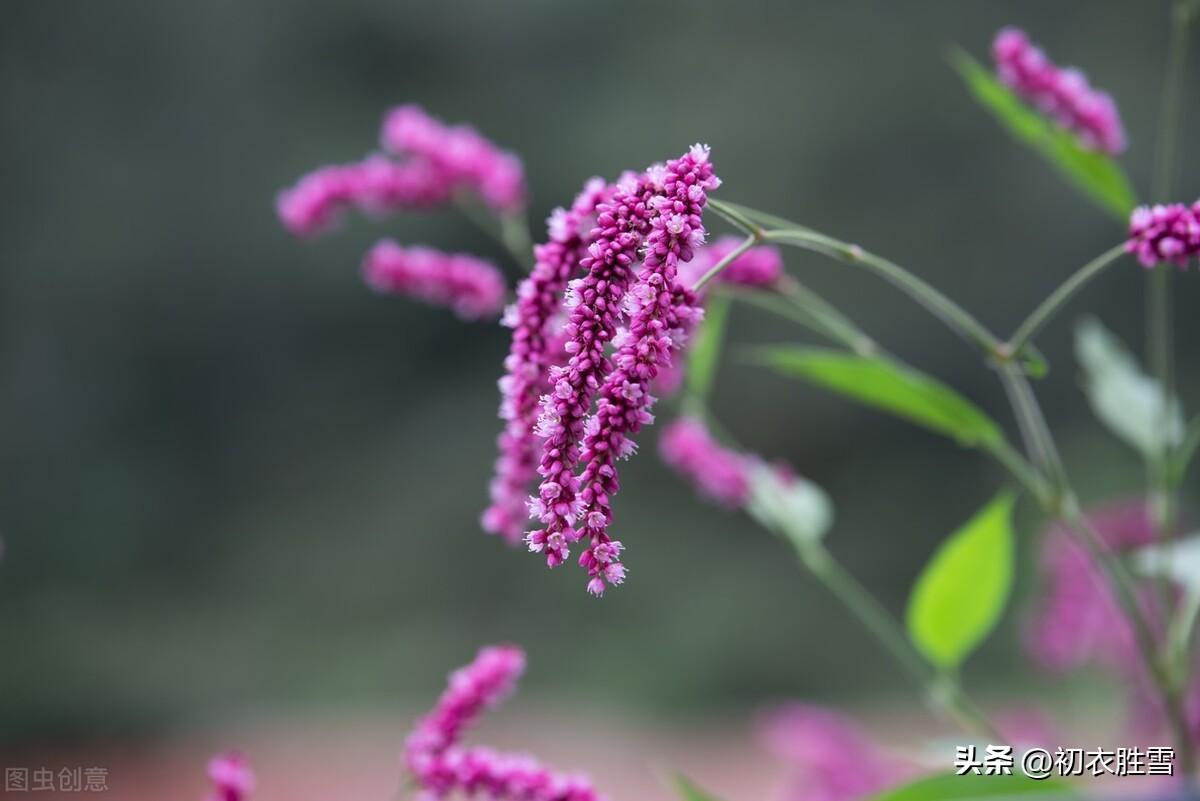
left=1133, top=535, right=1200, bottom=592
left=745, top=462, right=834, bottom=549
left=1075, top=318, right=1184, bottom=457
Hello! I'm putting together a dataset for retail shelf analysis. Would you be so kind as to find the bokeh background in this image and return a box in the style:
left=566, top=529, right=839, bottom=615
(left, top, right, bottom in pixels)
left=2, top=0, right=1198, bottom=797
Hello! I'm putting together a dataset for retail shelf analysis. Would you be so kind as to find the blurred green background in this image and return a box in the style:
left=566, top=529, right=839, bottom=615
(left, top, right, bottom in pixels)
left=2, top=0, right=1198, bottom=744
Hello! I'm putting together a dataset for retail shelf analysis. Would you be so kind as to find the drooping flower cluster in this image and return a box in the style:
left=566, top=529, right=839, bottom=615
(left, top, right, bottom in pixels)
left=1126, top=202, right=1200, bottom=269
left=523, top=146, right=720, bottom=595
left=758, top=704, right=904, bottom=801
left=205, top=752, right=255, bottom=801
left=363, top=240, right=506, bottom=320
left=277, top=104, right=525, bottom=318
left=678, top=235, right=785, bottom=290
left=659, top=418, right=754, bottom=507
left=381, top=105, right=526, bottom=213
left=279, top=105, right=526, bottom=237
left=404, top=644, right=605, bottom=801
left=482, top=178, right=615, bottom=542
left=992, top=27, right=1127, bottom=155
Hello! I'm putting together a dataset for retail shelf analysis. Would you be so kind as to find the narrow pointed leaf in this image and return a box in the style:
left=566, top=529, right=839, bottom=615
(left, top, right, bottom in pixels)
left=952, top=49, right=1135, bottom=220
left=672, top=774, right=727, bottom=801
left=751, top=346, right=1001, bottom=447
left=906, top=493, right=1016, bottom=670
left=867, top=772, right=1074, bottom=801
left=687, top=294, right=730, bottom=401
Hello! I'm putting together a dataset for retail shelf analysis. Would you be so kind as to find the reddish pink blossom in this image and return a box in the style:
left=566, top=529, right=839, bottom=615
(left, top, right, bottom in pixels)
left=1024, top=500, right=1163, bottom=674
left=528, top=146, right=720, bottom=594
left=381, top=104, right=527, bottom=212
left=1126, top=202, right=1200, bottom=269
left=992, top=27, right=1127, bottom=155
left=678, top=235, right=785, bottom=290
left=758, top=704, right=905, bottom=801
left=276, top=155, right=454, bottom=236
left=659, top=417, right=754, bottom=507
left=405, top=645, right=605, bottom=801
left=362, top=240, right=506, bottom=320
left=483, top=178, right=614, bottom=542
left=205, top=752, right=254, bottom=801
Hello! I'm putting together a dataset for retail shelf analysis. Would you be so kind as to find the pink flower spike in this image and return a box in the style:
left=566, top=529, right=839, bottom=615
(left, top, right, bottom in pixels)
left=405, top=645, right=607, bottom=801
left=549, top=145, right=719, bottom=594
left=381, top=104, right=528, bottom=213
left=1126, top=202, right=1200, bottom=269
left=991, top=27, right=1127, bottom=155
left=205, top=752, right=254, bottom=801
left=483, top=178, right=614, bottom=543
left=659, top=417, right=754, bottom=507
left=363, top=240, right=507, bottom=320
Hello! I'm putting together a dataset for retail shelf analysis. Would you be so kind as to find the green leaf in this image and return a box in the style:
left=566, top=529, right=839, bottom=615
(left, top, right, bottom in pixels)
left=671, top=774, right=727, bottom=801
left=1075, top=317, right=1185, bottom=458
left=951, top=49, right=1136, bottom=220
left=687, top=293, right=730, bottom=400
left=867, top=772, right=1075, bottom=801
left=906, top=493, right=1016, bottom=670
left=751, top=346, right=1002, bottom=447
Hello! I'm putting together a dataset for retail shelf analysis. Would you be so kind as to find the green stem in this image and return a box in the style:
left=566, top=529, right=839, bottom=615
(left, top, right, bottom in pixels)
left=752, top=227, right=1005, bottom=359
left=1170, top=414, right=1200, bottom=484
left=454, top=194, right=534, bottom=270
left=776, top=277, right=881, bottom=357
left=798, top=544, right=1002, bottom=741
left=1008, top=244, right=1127, bottom=356
left=693, top=232, right=761, bottom=291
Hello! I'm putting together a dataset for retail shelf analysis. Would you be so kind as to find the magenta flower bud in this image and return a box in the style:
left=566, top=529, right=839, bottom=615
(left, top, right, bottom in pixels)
left=677, top=235, right=785, bottom=290
left=405, top=645, right=607, bottom=801
left=381, top=104, right=527, bottom=213
left=205, top=752, right=254, bottom=801
left=992, top=27, right=1127, bottom=155
left=659, top=417, right=754, bottom=507
left=1126, top=202, right=1200, bottom=269
left=362, top=240, right=506, bottom=320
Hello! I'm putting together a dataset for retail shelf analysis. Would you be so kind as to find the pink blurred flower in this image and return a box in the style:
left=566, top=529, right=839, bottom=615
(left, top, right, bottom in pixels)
left=992, top=27, right=1127, bottom=155
left=1126, top=202, right=1200, bottom=269
left=405, top=645, right=605, bottom=801
left=205, top=752, right=254, bottom=801
left=659, top=417, right=754, bottom=507
left=362, top=240, right=507, bottom=320
left=382, top=104, right=527, bottom=212
left=758, top=704, right=906, bottom=801
left=678, top=235, right=785, bottom=290
left=1024, top=500, right=1163, bottom=674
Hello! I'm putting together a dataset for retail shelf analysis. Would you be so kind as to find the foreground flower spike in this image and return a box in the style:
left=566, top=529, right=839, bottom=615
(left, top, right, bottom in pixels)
left=483, top=178, right=614, bottom=542
left=758, top=704, right=903, bottom=801
left=992, top=27, right=1127, bottom=155
left=530, top=145, right=720, bottom=594
left=1024, top=500, right=1163, bottom=674
left=1126, top=202, right=1200, bottom=269
left=659, top=418, right=754, bottom=507
left=678, top=235, right=785, bottom=290
left=382, top=104, right=527, bottom=213
left=405, top=645, right=606, bottom=801
left=363, top=240, right=507, bottom=320
left=205, top=752, right=254, bottom=801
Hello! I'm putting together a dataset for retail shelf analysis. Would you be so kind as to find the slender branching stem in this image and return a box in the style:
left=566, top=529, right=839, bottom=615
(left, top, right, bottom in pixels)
left=797, top=544, right=1003, bottom=742
left=693, top=232, right=761, bottom=291
left=1007, top=244, right=1127, bottom=356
